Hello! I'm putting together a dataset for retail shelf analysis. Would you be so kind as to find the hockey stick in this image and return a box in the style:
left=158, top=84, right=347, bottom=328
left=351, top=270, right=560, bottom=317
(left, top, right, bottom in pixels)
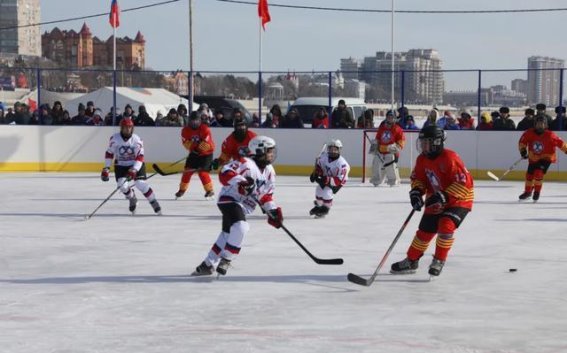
left=147, top=157, right=186, bottom=179
left=486, top=157, right=523, bottom=181
left=84, top=179, right=130, bottom=220
left=347, top=209, right=415, bottom=286
left=252, top=195, right=343, bottom=265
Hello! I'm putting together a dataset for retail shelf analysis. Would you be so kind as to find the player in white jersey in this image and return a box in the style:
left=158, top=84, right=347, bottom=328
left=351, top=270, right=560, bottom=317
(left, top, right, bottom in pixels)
left=192, top=135, right=283, bottom=277
left=100, top=118, right=162, bottom=215
left=309, top=139, right=350, bottom=218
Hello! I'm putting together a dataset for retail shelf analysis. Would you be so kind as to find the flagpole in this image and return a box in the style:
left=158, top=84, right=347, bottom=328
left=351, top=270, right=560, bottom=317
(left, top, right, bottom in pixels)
left=258, top=17, right=263, bottom=124
left=113, top=25, right=117, bottom=125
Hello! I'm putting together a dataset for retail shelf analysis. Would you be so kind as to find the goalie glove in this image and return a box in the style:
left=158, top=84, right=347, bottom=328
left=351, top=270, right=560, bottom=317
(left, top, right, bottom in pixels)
left=267, top=207, right=283, bottom=229
left=409, top=188, right=424, bottom=211
left=101, top=167, right=110, bottom=182
left=520, top=148, right=528, bottom=159
left=238, top=176, right=256, bottom=196
left=425, top=190, right=448, bottom=214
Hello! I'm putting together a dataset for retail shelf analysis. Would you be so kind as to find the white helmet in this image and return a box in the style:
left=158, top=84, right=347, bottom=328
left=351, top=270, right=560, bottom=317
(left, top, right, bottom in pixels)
left=248, top=135, right=276, bottom=157
left=327, top=139, right=342, bottom=160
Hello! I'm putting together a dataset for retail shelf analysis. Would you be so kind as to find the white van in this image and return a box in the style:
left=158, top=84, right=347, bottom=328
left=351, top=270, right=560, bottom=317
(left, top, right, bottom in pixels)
left=288, top=97, right=367, bottom=127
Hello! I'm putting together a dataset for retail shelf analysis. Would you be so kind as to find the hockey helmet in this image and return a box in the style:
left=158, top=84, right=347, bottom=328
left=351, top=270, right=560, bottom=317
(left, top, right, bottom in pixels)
left=417, top=125, right=445, bottom=159
left=248, top=135, right=277, bottom=168
left=119, top=118, right=134, bottom=139
left=188, top=111, right=202, bottom=129
left=326, top=139, right=343, bottom=160
left=534, top=114, right=548, bottom=134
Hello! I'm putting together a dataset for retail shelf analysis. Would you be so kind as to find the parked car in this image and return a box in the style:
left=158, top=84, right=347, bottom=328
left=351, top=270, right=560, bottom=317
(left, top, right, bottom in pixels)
left=186, top=95, right=252, bottom=125
left=288, top=97, right=367, bottom=127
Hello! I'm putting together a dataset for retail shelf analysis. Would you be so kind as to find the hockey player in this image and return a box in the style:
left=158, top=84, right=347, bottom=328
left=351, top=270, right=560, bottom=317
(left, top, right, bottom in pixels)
left=210, top=115, right=257, bottom=171
left=518, top=114, right=567, bottom=202
left=390, top=125, right=474, bottom=276
left=101, top=118, right=161, bottom=215
left=192, top=136, right=283, bottom=276
left=175, top=111, right=216, bottom=200
left=309, top=139, right=350, bottom=218
left=370, top=110, right=405, bottom=187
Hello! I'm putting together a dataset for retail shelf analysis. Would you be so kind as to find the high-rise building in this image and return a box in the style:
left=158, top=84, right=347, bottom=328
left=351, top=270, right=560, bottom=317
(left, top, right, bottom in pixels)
left=527, top=56, right=564, bottom=106
left=0, top=0, right=41, bottom=56
left=340, top=57, right=359, bottom=80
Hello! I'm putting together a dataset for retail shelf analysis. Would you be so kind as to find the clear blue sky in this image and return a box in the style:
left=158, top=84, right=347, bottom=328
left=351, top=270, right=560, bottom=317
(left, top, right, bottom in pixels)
left=40, top=0, right=567, bottom=90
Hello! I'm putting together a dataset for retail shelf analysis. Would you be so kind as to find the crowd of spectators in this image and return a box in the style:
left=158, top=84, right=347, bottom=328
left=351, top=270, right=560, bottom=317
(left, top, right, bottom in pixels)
left=1, top=99, right=566, bottom=131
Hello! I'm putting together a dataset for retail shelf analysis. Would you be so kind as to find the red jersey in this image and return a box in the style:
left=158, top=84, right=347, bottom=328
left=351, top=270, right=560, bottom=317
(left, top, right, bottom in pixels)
left=181, top=124, right=215, bottom=156
left=375, top=123, right=405, bottom=155
left=411, top=148, right=474, bottom=210
left=518, top=128, right=567, bottom=163
left=218, top=130, right=258, bottom=164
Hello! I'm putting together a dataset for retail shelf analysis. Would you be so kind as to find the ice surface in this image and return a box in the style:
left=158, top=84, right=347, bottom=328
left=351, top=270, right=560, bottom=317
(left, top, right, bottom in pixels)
left=1, top=173, right=566, bottom=353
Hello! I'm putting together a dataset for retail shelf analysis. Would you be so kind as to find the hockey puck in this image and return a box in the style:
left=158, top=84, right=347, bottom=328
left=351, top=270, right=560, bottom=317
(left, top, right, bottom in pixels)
left=509, top=268, right=517, bottom=272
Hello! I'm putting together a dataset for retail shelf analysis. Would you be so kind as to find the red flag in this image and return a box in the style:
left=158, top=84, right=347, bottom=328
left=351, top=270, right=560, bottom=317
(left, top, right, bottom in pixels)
left=109, top=0, right=120, bottom=28
left=258, top=0, right=271, bottom=30
left=28, top=98, right=37, bottom=112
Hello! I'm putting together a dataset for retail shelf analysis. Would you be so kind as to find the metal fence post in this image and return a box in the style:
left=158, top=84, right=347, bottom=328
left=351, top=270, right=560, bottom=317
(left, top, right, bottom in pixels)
left=328, top=71, right=332, bottom=117
left=112, top=70, right=117, bottom=125
left=258, top=70, right=262, bottom=124
left=400, top=70, right=405, bottom=108
left=477, top=70, right=482, bottom=122
left=36, top=67, right=41, bottom=123
left=559, top=69, right=564, bottom=131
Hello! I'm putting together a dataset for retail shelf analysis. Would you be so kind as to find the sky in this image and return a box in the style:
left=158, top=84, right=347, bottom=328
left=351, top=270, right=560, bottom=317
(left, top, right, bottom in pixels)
left=1, top=173, right=566, bottom=352
left=39, top=0, right=567, bottom=90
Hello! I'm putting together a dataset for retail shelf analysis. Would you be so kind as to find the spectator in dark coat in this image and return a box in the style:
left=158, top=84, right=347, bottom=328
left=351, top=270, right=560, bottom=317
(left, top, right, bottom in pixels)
left=51, top=101, right=65, bottom=125
left=280, top=108, right=304, bottom=128
left=86, top=109, right=105, bottom=126
left=535, top=103, right=554, bottom=126
left=357, top=109, right=373, bottom=129
left=39, top=104, right=54, bottom=125
left=550, top=106, right=567, bottom=131
left=215, top=110, right=232, bottom=127
left=402, top=115, right=419, bottom=130
left=492, top=106, right=516, bottom=130
left=71, top=103, right=89, bottom=125
left=331, top=99, right=354, bottom=128
left=133, top=105, right=155, bottom=126
left=516, top=108, right=536, bottom=131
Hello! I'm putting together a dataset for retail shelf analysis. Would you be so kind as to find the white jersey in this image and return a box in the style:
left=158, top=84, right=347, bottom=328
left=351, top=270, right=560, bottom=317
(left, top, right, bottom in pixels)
left=104, top=132, right=145, bottom=170
left=316, top=152, right=350, bottom=187
left=218, top=157, right=277, bottom=214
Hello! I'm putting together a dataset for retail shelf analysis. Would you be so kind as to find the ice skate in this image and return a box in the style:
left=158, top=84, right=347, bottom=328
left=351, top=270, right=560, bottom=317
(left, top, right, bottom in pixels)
left=532, top=191, right=540, bottom=202
left=313, top=205, right=329, bottom=218
left=128, top=194, right=138, bottom=214
left=191, top=261, right=214, bottom=276
left=204, top=190, right=215, bottom=200
left=428, top=257, right=445, bottom=276
left=518, top=191, right=532, bottom=201
left=216, top=257, right=231, bottom=276
left=309, top=202, right=322, bottom=216
left=150, top=200, right=162, bottom=215
left=175, top=190, right=185, bottom=199
left=390, top=257, right=419, bottom=274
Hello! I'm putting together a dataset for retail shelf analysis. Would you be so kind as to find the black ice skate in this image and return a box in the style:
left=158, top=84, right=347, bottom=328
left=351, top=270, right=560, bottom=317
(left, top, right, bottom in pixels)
left=128, top=194, right=138, bottom=214
left=390, top=257, right=419, bottom=274
left=191, top=261, right=214, bottom=276
left=216, top=257, right=231, bottom=276
left=309, top=204, right=322, bottom=216
left=150, top=200, right=162, bottom=215
left=428, top=257, right=445, bottom=276
left=204, top=190, right=215, bottom=200
left=532, top=191, right=540, bottom=202
left=518, top=191, right=532, bottom=201
left=175, top=190, right=185, bottom=199
left=313, top=205, right=329, bottom=218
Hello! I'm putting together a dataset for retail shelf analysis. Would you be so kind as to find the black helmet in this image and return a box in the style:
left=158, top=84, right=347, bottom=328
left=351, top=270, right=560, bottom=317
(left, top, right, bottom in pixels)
left=418, top=125, right=446, bottom=159
left=534, top=114, right=548, bottom=134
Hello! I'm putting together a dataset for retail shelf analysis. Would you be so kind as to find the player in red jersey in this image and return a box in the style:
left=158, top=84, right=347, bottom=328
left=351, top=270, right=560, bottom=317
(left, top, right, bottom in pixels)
left=370, top=110, right=406, bottom=187
left=211, top=115, right=257, bottom=171
left=518, top=114, right=567, bottom=202
left=391, top=125, right=474, bottom=276
left=175, top=111, right=216, bottom=199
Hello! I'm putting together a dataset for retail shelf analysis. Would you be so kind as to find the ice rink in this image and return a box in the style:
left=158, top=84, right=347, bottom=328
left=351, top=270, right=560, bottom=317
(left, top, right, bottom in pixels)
left=1, top=172, right=566, bottom=353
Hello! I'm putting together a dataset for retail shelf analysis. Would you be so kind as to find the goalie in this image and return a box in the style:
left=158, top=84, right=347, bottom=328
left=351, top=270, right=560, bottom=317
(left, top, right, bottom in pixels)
left=369, top=110, right=405, bottom=187
left=309, top=139, right=350, bottom=218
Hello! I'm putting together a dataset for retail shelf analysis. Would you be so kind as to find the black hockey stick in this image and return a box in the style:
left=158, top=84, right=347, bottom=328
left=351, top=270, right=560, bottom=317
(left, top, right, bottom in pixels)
left=487, top=157, right=523, bottom=181
left=147, top=157, right=186, bottom=179
left=152, top=162, right=185, bottom=176
left=84, top=179, right=129, bottom=220
left=252, top=196, right=343, bottom=265
left=348, top=209, right=415, bottom=286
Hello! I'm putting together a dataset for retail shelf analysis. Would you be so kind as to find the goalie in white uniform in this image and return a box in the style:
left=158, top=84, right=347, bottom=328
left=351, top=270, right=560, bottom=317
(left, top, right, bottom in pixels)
left=369, top=110, right=406, bottom=187
left=192, top=136, right=283, bottom=277
left=100, top=118, right=162, bottom=215
left=309, top=139, right=350, bottom=217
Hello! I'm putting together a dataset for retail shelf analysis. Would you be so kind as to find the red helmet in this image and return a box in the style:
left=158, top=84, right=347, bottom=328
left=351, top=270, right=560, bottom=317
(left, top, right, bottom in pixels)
left=120, top=118, right=134, bottom=127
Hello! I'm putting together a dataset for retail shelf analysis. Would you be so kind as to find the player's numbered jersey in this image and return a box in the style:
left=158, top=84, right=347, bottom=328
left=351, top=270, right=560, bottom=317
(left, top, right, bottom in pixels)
left=218, top=157, right=276, bottom=214
left=106, top=133, right=144, bottom=167
left=316, top=152, right=350, bottom=186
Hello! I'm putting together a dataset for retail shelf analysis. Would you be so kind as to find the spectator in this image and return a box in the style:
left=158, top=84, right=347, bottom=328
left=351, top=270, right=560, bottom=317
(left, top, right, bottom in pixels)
left=29, top=110, right=40, bottom=125
left=178, top=104, right=189, bottom=126
left=261, top=112, right=277, bottom=128
left=280, top=108, right=304, bottom=128
left=535, top=103, right=554, bottom=126
left=154, top=110, right=165, bottom=126
left=13, top=102, right=31, bottom=125
left=356, top=109, right=373, bottom=129
left=4, top=107, right=15, bottom=124
left=86, top=109, right=105, bottom=126
left=493, top=106, right=515, bottom=130
left=199, top=109, right=212, bottom=126
left=250, top=113, right=261, bottom=128
left=550, top=106, right=567, bottom=131
left=60, top=110, right=72, bottom=125
left=402, top=115, right=419, bottom=130
left=213, top=110, right=229, bottom=127
left=133, top=105, right=155, bottom=126
left=197, top=103, right=213, bottom=122
left=269, top=104, right=283, bottom=127
left=458, top=112, right=475, bottom=130
left=422, top=109, right=439, bottom=128
left=516, top=108, right=536, bottom=131
left=104, top=107, right=122, bottom=126
left=159, top=108, right=184, bottom=127
left=85, top=101, right=96, bottom=117
left=39, top=104, right=53, bottom=125
left=71, top=103, right=89, bottom=125
left=436, top=110, right=454, bottom=129
left=331, top=99, right=354, bottom=128
left=0, top=105, right=4, bottom=124
left=397, top=106, right=409, bottom=128
left=51, top=101, right=65, bottom=125
left=444, top=114, right=461, bottom=130
left=123, top=104, right=136, bottom=120
left=476, top=112, right=493, bottom=130
left=313, top=107, right=329, bottom=129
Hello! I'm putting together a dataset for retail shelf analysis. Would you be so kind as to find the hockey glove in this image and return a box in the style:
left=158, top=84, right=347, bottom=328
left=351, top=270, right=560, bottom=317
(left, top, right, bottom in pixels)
left=330, top=185, right=342, bottom=194
left=127, top=168, right=138, bottom=181
left=315, top=174, right=329, bottom=189
left=238, top=176, right=256, bottom=196
left=211, top=158, right=220, bottom=171
left=409, top=188, right=424, bottom=211
left=520, top=149, right=528, bottom=159
left=267, top=207, right=283, bottom=228
left=101, top=167, right=110, bottom=182
left=425, top=191, right=448, bottom=214
left=309, top=172, right=317, bottom=183
left=387, top=143, right=400, bottom=154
